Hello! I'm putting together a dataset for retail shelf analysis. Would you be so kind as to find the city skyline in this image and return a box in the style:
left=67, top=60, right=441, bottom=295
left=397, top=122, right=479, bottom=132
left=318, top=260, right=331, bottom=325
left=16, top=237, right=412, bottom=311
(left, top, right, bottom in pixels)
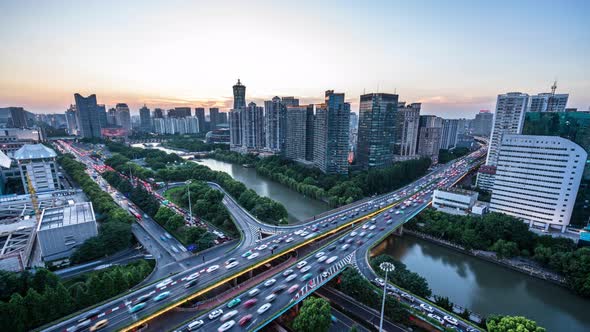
left=1, top=0, right=589, bottom=117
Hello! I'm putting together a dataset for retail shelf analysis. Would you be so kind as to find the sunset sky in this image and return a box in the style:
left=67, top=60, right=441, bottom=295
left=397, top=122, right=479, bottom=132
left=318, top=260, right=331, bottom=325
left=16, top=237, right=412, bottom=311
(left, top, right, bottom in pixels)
left=1, top=0, right=588, bottom=118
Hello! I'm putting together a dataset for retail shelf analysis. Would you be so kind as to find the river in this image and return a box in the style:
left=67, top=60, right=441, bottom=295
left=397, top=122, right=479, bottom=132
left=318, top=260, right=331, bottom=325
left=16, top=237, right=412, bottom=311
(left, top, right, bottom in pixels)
left=372, top=235, right=590, bottom=332
left=134, top=143, right=590, bottom=330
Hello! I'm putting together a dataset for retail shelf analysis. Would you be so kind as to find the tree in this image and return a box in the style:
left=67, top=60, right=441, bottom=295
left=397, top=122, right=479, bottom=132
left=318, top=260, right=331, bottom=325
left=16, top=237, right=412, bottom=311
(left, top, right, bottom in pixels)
left=293, top=297, right=332, bottom=332
left=487, top=315, right=546, bottom=332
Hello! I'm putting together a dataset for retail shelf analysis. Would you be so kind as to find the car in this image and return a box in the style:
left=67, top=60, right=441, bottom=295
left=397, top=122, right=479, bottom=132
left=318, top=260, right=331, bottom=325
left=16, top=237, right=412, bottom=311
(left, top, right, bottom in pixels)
left=317, top=255, right=328, bottom=263
left=286, top=237, right=294, bottom=243
left=129, top=302, right=146, bottom=313
left=79, top=308, right=101, bottom=322
left=379, top=227, right=386, bottom=231
left=321, top=271, right=329, bottom=278
left=225, top=261, right=239, bottom=269
left=243, top=298, right=258, bottom=308
left=314, top=251, right=325, bottom=258
left=209, top=309, right=224, bottom=320
left=282, top=269, right=294, bottom=277
left=296, top=261, right=308, bottom=269
left=362, top=224, right=369, bottom=229
left=257, top=303, right=272, bottom=314
left=257, top=244, right=268, bottom=250
left=207, top=265, right=220, bottom=273
left=272, top=238, right=282, bottom=244
left=375, top=278, right=385, bottom=286
left=401, top=293, right=415, bottom=302
left=427, top=313, right=444, bottom=325
left=264, top=278, right=276, bottom=287
left=349, top=231, right=358, bottom=237
left=186, top=272, right=200, bottom=281
left=356, top=240, right=364, bottom=246
left=294, top=230, right=304, bottom=235
left=300, top=231, right=309, bottom=237
left=265, top=293, right=277, bottom=302
left=224, top=258, right=237, bottom=265
left=217, top=320, right=235, bottom=332
left=71, top=320, right=91, bottom=332
left=185, top=279, right=199, bottom=288
left=339, top=238, right=346, bottom=243
left=328, top=245, right=337, bottom=251
left=153, top=291, right=171, bottom=302
left=369, top=225, right=376, bottom=230
left=239, top=314, right=253, bottom=326
left=285, top=274, right=297, bottom=282
left=227, top=298, right=241, bottom=308
left=247, top=252, right=260, bottom=260
left=269, top=244, right=279, bottom=251
left=341, top=244, right=350, bottom=251
left=220, top=310, right=238, bottom=322
left=288, top=284, right=300, bottom=293
left=241, top=250, right=253, bottom=258
left=156, top=278, right=173, bottom=288
left=248, top=288, right=260, bottom=297
left=89, top=319, right=108, bottom=332
left=366, top=233, right=374, bottom=238
left=420, top=303, right=434, bottom=313
left=359, top=231, right=366, bottom=237
left=300, top=265, right=311, bottom=273
left=135, top=294, right=151, bottom=303
left=326, top=256, right=338, bottom=264
left=345, top=238, right=354, bottom=244
left=272, top=284, right=288, bottom=294
left=187, top=319, right=204, bottom=331
left=300, top=273, right=313, bottom=281
left=444, top=315, right=459, bottom=326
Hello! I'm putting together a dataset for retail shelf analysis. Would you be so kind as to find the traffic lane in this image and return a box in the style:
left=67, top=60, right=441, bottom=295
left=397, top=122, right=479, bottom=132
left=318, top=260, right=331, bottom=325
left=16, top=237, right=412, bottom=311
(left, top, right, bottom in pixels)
left=329, top=307, right=371, bottom=332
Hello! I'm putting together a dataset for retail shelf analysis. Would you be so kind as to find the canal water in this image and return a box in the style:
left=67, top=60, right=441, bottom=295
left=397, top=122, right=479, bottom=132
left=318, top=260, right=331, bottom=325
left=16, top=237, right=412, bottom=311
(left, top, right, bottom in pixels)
left=372, top=235, right=590, bottom=332
left=134, top=143, right=590, bottom=330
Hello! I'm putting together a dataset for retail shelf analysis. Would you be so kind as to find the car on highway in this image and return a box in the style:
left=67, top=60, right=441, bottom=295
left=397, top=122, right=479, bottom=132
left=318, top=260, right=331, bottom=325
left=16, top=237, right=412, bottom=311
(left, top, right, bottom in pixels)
left=241, top=250, right=253, bottom=258
left=282, top=269, right=294, bottom=277
left=341, top=244, right=350, bottom=251
left=349, top=231, right=358, bottom=237
left=326, top=256, right=338, bottom=264
left=217, top=320, right=235, bottom=332
left=296, top=261, right=308, bottom=269
left=300, top=265, right=311, bottom=273
left=420, top=303, right=434, bottom=313
left=224, top=258, right=237, bottom=266
left=285, top=274, right=297, bottom=282
left=225, top=261, right=239, bottom=269
left=300, top=273, right=313, bottom=281
left=328, top=245, right=337, bottom=251
left=239, top=314, right=253, bottom=326
left=317, top=255, right=328, bottom=263
left=288, top=284, right=300, bottom=294
left=314, top=251, right=325, bottom=258
left=265, top=293, right=277, bottom=302
left=272, top=284, right=288, bottom=294
left=187, top=319, right=204, bottom=331
left=285, top=237, right=294, bottom=243
left=257, top=244, right=268, bottom=250
left=257, top=303, right=272, bottom=314
left=185, top=279, right=199, bottom=288
left=156, top=278, right=173, bottom=288
left=248, top=288, right=260, bottom=297
left=153, top=291, right=171, bottom=302
left=227, top=297, right=241, bottom=308
left=444, top=315, right=459, bottom=326
left=206, top=265, right=220, bottom=273
left=264, top=278, right=277, bottom=287
left=243, top=298, right=258, bottom=308
left=247, top=252, right=260, bottom=260
left=428, top=313, right=444, bottom=325
left=89, top=319, right=108, bottom=331
left=128, top=302, right=147, bottom=314
left=220, top=310, right=238, bottom=322
left=186, top=272, right=200, bottom=281
left=208, top=309, right=224, bottom=320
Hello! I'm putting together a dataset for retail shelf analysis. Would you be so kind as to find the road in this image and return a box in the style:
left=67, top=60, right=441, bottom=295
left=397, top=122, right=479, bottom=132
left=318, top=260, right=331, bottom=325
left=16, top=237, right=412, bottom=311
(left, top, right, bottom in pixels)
left=46, top=141, right=485, bottom=332
left=54, top=248, right=147, bottom=279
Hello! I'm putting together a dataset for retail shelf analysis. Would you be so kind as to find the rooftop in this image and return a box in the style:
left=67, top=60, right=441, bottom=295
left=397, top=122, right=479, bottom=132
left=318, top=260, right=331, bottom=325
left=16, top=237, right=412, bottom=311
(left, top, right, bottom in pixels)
left=435, top=187, right=478, bottom=196
left=39, top=202, right=95, bottom=231
left=14, top=144, right=57, bottom=160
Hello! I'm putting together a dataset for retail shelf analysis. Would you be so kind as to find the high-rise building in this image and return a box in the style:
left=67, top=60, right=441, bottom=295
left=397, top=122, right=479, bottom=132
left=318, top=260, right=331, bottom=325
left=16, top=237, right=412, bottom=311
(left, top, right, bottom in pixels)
left=440, top=119, right=460, bottom=150
left=241, top=102, right=265, bottom=150
left=476, top=92, right=529, bottom=190
left=264, top=96, right=284, bottom=153
left=168, top=107, right=191, bottom=118
left=528, top=92, right=568, bottom=113
left=394, top=102, right=421, bottom=160
left=7, top=107, right=28, bottom=128
left=416, top=115, right=442, bottom=164
left=313, top=90, right=350, bottom=174
left=305, top=104, right=315, bottom=161
left=472, top=110, right=493, bottom=137
left=489, top=135, right=586, bottom=232
left=74, top=94, right=103, bottom=138
left=14, top=144, right=61, bottom=193
left=219, top=112, right=228, bottom=125
left=285, top=106, right=307, bottom=160
left=106, top=108, right=117, bottom=126
left=229, top=109, right=242, bottom=148
left=281, top=96, right=299, bottom=107
left=356, top=93, right=398, bottom=169
left=152, top=117, right=199, bottom=135
left=233, top=79, right=246, bottom=110
left=195, top=108, right=206, bottom=132
left=139, top=105, right=151, bottom=132
left=349, top=111, right=358, bottom=154
left=65, top=105, right=78, bottom=135
left=209, top=108, right=220, bottom=129
left=115, top=103, right=131, bottom=131
left=153, top=108, right=164, bottom=119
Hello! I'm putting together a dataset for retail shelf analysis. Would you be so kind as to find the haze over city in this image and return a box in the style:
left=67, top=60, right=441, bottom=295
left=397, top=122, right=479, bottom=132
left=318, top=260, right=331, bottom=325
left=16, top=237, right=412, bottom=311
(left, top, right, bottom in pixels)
left=1, top=0, right=589, bottom=117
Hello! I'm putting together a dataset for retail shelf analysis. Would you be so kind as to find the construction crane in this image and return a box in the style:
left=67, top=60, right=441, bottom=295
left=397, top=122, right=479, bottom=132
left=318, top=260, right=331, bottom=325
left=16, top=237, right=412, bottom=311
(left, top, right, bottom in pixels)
left=26, top=172, right=41, bottom=220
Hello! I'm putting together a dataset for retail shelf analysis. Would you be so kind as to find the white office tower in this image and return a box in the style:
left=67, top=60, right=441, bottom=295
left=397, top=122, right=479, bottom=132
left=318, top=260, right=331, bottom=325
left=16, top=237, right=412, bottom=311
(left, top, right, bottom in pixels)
left=14, top=144, right=61, bottom=193
left=489, top=135, right=586, bottom=232
left=476, top=92, right=529, bottom=190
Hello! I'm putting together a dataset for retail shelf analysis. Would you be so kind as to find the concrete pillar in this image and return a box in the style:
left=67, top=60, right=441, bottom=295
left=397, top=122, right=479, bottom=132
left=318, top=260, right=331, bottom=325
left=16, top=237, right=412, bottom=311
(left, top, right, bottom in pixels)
left=561, top=224, right=566, bottom=233
left=544, top=223, right=550, bottom=231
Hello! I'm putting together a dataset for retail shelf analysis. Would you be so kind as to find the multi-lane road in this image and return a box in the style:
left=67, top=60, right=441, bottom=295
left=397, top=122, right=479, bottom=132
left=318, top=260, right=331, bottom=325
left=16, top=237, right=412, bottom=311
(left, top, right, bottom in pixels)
left=47, top=141, right=485, bottom=332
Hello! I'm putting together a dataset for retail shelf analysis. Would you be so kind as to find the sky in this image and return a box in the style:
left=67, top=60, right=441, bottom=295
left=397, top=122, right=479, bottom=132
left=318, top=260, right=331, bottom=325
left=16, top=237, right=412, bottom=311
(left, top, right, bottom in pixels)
left=0, top=0, right=589, bottom=118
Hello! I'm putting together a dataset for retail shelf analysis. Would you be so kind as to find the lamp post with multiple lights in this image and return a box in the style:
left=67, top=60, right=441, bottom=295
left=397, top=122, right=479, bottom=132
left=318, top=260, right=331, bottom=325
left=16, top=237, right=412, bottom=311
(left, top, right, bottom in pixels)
left=379, top=262, right=395, bottom=332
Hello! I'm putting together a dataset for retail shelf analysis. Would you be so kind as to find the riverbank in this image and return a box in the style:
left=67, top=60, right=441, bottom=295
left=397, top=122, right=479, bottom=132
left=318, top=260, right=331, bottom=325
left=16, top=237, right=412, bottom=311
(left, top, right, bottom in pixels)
left=402, top=230, right=567, bottom=286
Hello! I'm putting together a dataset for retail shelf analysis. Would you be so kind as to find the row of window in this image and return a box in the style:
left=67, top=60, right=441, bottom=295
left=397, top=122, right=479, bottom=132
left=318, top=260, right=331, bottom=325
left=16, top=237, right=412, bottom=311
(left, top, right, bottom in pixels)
left=492, top=187, right=557, bottom=202
left=492, top=196, right=556, bottom=211
left=490, top=203, right=554, bottom=222
left=496, top=168, right=564, bottom=180
left=493, top=183, right=558, bottom=197
left=494, top=177, right=561, bottom=191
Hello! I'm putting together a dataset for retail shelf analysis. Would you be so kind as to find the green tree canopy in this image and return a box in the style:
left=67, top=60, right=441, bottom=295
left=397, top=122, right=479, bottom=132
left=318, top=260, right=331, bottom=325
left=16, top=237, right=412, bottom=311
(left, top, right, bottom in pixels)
left=293, top=297, right=332, bottom=332
left=487, top=315, right=546, bottom=332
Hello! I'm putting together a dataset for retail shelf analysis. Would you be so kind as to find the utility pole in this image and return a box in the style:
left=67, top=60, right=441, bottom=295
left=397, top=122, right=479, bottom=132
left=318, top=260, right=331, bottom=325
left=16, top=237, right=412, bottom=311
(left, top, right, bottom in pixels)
left=379, top=262, right=395, bottom=332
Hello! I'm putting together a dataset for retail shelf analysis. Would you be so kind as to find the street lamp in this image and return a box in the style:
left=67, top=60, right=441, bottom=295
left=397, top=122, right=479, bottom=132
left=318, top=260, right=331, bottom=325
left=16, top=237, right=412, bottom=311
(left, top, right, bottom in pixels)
left=186, top=180, right=192, bottom=225
left=379, top=262, right=395, bottom=332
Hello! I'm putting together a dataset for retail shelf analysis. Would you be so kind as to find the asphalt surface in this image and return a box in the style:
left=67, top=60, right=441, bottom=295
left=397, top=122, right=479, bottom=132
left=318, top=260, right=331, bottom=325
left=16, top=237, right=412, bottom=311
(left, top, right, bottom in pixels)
left=54, top=248, right=147, bottom=279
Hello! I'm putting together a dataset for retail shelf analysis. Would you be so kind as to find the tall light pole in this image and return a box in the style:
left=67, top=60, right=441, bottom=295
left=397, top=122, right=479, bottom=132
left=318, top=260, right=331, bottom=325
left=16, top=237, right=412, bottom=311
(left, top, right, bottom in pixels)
left=379, top=262, right=395, bottom=332
left=186, top=180, right=192, bottom=225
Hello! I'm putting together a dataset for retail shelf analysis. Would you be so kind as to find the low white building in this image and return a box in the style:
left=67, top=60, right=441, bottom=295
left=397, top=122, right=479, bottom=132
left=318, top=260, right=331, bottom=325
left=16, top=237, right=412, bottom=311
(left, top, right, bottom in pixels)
left=432, top=188, right=478, bottom=215
left=37, top=202, right=98, bottom=262
left=489, top=135, right=586, bottom=232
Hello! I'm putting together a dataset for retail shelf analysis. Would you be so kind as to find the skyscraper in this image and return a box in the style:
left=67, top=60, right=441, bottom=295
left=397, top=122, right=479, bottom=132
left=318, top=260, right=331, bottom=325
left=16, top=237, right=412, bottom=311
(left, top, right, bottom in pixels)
left=209, top=108, right=220, bottom=129
left=115, top=103, right=131, bottom=131
left=65, top=105, right=78, bottom=135
left=285, top=106, right=307, bottom=160
left=139, top=105, right=151, bottom=132
left=489, top=135, right=586, bottom=232
left=8, top=107, right=28, bottom=128
left=528, top=84, right=569, bottom=113
left=440, top=119, right=459, bottom=150
left=416, top=115, right=442, bottom=164
left=313, top=90, right=350, bottom=174
left=476, top=92, right=529, bottom=190
left=106, top=108, right=117, bottom=126
left=195, top=107, right=206, bottom=132
left=219, top=112, right=228, bottom=125
left=241, top=102, right=265, bottom=150
left=264, top=96, right=284, bottom=153
left=229, top=109, right=242, bottom=148
left=305, top=104, right=315, bottom=161
left=233, top=79, right=246, bottom=110
left=394, top=102, right=421, bottom=160
left=168, top=107, right=191, bottom=118
left=74, top=93, right=103, bottom=138
left=153, top=108, right=164, bottom=119
left=472, top=110, right=493, bottom=137
left=281, top=96, right=299, bottom=107
left=356, top=93, right=398, bottom=169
